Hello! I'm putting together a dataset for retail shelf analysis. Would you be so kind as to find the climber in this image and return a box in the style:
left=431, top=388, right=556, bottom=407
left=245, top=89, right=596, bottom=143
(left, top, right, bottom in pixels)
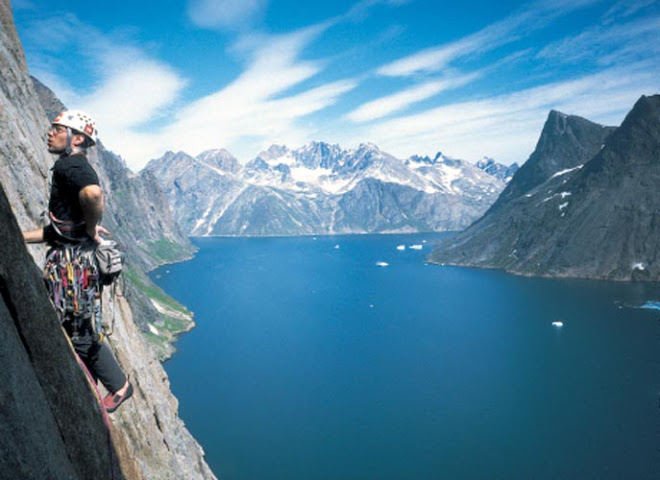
left=22, top=110, right=133, bottom=413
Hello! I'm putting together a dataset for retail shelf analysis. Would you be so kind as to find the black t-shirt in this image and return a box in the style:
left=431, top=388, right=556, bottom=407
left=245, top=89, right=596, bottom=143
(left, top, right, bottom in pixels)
left=48, top=153, right=99, bottom=223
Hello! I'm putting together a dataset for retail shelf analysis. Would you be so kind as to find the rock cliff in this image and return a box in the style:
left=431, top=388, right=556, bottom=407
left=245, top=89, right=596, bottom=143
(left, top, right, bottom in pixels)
left=430, top=95, right=660, bottom=281
left=0, top=2, right=216, bottom=479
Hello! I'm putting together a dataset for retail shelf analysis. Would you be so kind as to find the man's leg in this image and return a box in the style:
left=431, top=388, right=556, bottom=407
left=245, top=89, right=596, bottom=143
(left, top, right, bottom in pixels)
left=86, top=342, right=127, bottom=394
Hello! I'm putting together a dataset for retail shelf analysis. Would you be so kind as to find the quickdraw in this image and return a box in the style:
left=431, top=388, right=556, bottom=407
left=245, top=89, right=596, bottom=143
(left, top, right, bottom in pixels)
left=44, top=244, right=104, bottom=340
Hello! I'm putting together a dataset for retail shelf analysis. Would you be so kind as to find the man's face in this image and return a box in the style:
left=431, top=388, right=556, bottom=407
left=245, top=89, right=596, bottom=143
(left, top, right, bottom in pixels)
left=47, top=124, right=68, bottom=153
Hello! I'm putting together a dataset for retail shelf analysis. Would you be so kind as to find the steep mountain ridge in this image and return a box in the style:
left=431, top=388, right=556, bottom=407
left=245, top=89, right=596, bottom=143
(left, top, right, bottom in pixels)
left=489, top=110, right=616, bottom=212
left=430, top=95, right=660, bottom=281
left=145, top=143, right=516, bottom=236
left=0, top=2, right=215, bottom=478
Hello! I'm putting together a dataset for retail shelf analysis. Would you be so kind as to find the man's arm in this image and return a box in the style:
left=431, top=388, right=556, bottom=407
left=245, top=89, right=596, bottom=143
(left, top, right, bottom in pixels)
left=23, top=228, right=44, bottom=243
left=79, top=184, right=105, bottom=242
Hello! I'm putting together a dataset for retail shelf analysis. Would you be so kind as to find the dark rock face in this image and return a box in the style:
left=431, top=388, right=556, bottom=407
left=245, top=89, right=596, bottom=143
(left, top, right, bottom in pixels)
left=1, top=2, right=216, bottom=479
left=0, top=181, right=127, bottom=479
left=431, top=95, right=660, bottom=281
left=490, top=111, right=616, bottom=212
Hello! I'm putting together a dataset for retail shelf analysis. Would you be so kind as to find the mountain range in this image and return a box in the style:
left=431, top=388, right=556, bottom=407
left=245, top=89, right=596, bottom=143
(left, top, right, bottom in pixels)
left=430, top=94, right=660, bottom=281
left=145, top=143, right=518, bottom=236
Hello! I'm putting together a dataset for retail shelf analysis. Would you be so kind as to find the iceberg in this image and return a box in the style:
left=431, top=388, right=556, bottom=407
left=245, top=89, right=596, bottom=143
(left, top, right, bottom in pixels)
left=396, top=245, right=405, bottom=251
left=552, top=321, right=563, bottom=327
left=409, top=244, right=423, bottom=250
left=640, top=301, right=660, bottom=311
left=334, top=244, right=340, bottom=249
left=376, top=261, right=389, bottom=267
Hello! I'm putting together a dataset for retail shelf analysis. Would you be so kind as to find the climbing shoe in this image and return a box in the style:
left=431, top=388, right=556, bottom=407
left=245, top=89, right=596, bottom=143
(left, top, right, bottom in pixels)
left=104, top=382, right=133, bottom=413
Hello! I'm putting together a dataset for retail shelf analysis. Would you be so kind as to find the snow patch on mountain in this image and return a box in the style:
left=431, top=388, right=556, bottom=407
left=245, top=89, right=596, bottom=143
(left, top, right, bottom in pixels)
left=144, top=142, right=515, bottom=236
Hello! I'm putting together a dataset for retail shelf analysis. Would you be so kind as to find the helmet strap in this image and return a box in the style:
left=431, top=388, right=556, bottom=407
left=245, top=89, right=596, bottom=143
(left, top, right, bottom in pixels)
left=63, top=127, right=87, bottom=156
left=65, top=127, right=72, bottom=155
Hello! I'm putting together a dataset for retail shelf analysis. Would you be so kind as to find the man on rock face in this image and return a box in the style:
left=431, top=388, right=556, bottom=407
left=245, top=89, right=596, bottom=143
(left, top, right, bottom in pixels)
left=23, top=110, right=133, bottom=413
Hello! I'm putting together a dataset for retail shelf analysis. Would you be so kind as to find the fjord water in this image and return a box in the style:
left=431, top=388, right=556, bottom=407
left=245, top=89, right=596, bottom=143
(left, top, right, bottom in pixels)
left=152, top=234, right=659, bottom=480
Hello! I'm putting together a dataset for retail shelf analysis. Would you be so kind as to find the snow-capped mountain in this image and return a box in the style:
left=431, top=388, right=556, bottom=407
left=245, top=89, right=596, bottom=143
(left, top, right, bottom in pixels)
left=144, top=142, right=515, bottom=237
left=476, top=157, right=519, bottom=183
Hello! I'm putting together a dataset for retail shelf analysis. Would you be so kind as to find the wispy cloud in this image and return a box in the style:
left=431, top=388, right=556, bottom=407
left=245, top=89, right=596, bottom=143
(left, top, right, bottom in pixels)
left=22, top=14, right=188, bottom=134
left=187, top=0, right=269, bottom=31
left=602, top=0, right=657, bottom=24
left=23, top=12, right=358, bottom=167
left=358, top=63, right=658, bottom=164
left=18, top=0, right=658, bottom=170
left=346, top=72, right=481, bottom=122
left=377, top=0, right=599, bottom=77
left=536, top=15, right=660, bottom=66
left=344, top=0, right=412, bottom=21
left=156, top=26, right=357, bottom=161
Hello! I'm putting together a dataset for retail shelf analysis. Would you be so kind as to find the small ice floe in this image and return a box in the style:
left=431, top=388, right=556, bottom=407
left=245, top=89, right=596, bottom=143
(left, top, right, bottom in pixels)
left=409, top=244, right=423, bottom=250
left=422, top=240, right=427, bottom=243
left=369, top=304, right=374, bottom=308
left=552, top=321, right=564, bottom=328
left=376, top=261, right=389, bottom=267
left=640, top=301, right=660, bottom=311
left=148, top=324, right=160, bottom=335
left=334, top=244, right=340, bottom=249
left=396, top=244, right=406, bottom=251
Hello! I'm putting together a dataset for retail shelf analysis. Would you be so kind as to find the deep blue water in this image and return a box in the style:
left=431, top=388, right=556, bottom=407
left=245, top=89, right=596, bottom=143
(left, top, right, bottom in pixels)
left=151, top=234, right=660, bottom=480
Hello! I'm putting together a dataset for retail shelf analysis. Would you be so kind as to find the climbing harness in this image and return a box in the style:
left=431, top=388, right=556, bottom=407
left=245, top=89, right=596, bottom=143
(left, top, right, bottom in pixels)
left=48, top=212, right=87, bottom=242
left=44, top=243, right=105, bottom=341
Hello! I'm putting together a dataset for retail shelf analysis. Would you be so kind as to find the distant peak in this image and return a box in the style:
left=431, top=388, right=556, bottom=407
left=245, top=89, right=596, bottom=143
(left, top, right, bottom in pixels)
left=357, top=142, right=380, bottom=152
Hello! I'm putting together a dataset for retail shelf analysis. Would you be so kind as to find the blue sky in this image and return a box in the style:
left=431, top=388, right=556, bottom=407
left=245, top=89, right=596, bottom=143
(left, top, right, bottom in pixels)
left=12, top=0, right=660, bottom=171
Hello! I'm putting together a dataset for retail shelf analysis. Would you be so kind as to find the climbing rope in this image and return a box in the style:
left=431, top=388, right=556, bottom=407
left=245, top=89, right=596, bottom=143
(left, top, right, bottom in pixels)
left=75, top=353, right=116, bottom=480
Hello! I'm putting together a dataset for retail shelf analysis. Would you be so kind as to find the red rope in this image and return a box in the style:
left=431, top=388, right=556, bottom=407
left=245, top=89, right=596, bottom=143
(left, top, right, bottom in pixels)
left=75, top=353, right=116, bottom=480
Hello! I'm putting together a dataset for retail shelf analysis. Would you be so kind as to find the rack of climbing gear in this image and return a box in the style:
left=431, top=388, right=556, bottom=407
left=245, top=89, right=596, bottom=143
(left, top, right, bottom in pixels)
left=43, top=243, right=105, bottom=341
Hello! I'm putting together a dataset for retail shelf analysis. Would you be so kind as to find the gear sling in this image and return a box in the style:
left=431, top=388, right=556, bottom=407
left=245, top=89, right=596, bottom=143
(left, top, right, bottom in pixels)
left=44, top=243, right=104, bottom=340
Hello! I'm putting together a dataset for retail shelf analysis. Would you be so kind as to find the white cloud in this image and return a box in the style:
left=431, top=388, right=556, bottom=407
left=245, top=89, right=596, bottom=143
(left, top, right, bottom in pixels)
left=362, top=64, right=659, bottom=165
left=78, top=61, right=186, bottom=139
left=536, top=15, right=660, bottom=65
left=377, top=0, right=600, bottom=77
left=21, top=14, right=188, bottom=156
left=155, top=27, right=357, bottom=163
left=344, top=0, right=412, bottom=21
left=602, top=0, right=657, bottom=24
left=24, top=14, right=359, bottom=169
left=346, top=72, right=481, bottom=122
left=187, top=0, right=268, bottom=30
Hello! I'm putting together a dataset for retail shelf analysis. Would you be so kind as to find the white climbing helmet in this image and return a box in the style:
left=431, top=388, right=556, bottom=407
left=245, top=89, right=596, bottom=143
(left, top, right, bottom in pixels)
left=52, top=110, right=98, bottom=145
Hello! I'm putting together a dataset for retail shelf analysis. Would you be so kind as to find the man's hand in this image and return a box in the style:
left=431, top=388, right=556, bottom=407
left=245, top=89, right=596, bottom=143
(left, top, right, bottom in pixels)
left=23, top=228, right=45, bottom=243
left=88, top=224, right=111, bottom=244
